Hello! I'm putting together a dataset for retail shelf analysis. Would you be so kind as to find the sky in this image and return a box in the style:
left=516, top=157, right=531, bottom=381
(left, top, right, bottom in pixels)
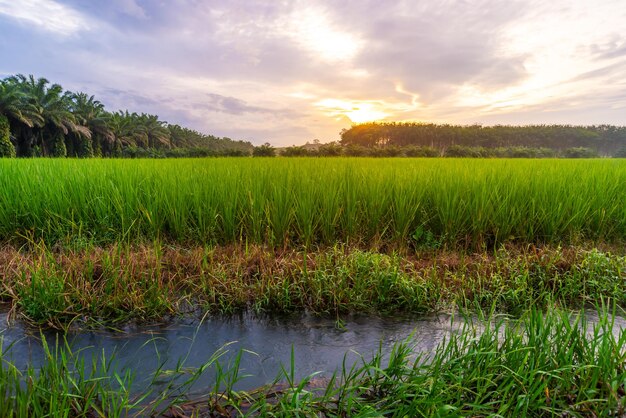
left=1, top=0, right=625, bottom=146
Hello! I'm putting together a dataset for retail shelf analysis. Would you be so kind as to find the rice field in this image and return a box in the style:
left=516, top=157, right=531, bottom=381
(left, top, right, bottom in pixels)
left=1, top=157, right=625, bottom=416
left=0, top=158, right=624, bottom=248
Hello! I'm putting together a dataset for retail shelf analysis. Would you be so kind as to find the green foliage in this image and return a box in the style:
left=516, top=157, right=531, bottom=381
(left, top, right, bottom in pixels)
left=281, top=145, right=312, bottom=156
left=341, top=121, right=626, bottom=155
left=0, top=74, right=253, bottom=158
left=76, top=136, right=94, bottom=157
left=334, top=308, right=626, bottom=417
left=445, top=144, right=488, bottom=157
left=0, top=337, right=135, bottom=417
left=403, top=145, right=439, bottom=157
left=502, top=146, right=556, bottom=158
left=563, top=146, right=599, bottom=158
left=0, top=333, right=236, bottom=417
left=0, top=158, right=624, bottom=248
left=0, top=115, right=15, bottom=158
left=280, top=144, right=567, bottom=158
left=615, top=146, right=626, bottom=158
left=252, top=142, right=276, bottom=157
left=168, top=124, right=253, bottom=154
left=317, top=141, right=343, bottom=156
left=17, top=270, right=68, bottom=322
left=343, top=144, right=370, bottom=156
left=411, top=226, right=442, bottom=249
left=50, top=133, right=67, bottom=157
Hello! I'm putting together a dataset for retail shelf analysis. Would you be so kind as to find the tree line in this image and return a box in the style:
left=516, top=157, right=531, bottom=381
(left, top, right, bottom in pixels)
left=0, top=74, right=253, bottom=158
left=270, top=143, right=607, bottom=158
left=339, top=122, right=626, bottom=156
left=3, top=74, right=626, bottom=159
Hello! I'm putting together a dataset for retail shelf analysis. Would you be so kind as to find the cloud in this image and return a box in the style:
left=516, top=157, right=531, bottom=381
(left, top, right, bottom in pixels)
left=1, top=0, right=626, bottom=146
left=198, top=93, right=279, bottom=115
left=113, top=0, right=147, bottom=19
left=98, top=88, right=162, bottom=109
left=0, top=0, right=91, bottom=36
left=571, top=61, right=626, bottom=83
left=589, top=38, right=626, bottom=61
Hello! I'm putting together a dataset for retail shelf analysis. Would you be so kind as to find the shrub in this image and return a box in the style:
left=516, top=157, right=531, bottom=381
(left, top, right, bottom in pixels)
left=318, top=142, right=343, bottom=156
left=281, top=146, right=310, bottom=157
left=445, top=145, right=485, bottom=157
left=403, top=146, right=439, bottom=157
left=562, top=147, right=599, bottom=158
left=253, top=143, right=276, bottom=157
left=614, top=147, right=626, bottom=158
left=0, top=115, right=15, bottom=158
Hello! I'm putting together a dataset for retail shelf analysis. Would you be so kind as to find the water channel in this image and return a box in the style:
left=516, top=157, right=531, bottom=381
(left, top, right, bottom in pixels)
left=1, top=310, right=624, bottom=397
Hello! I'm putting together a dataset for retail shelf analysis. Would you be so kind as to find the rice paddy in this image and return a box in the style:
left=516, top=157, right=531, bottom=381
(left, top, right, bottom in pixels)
left=0, top=156, right=625, bottom=416
left=0, top=158, right=624, bottom=248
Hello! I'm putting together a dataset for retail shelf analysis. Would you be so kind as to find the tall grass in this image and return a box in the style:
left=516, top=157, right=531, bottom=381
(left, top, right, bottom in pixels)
left=0, top=158, right=624, bottom=248
left=8, top=307, right=621, bottom=417
left=2, top=243, right=625, bottom=326
left=0, top=336, right=137, bottom=417
left=6, top=308, right=626, bottom=417
left=180, top=306, right=626, bottom=416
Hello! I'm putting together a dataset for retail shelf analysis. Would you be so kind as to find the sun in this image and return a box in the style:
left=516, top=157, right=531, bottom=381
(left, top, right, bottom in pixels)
left=343, top=104, right=389, bottom=123
left=315, top=99, right=389, bottom=123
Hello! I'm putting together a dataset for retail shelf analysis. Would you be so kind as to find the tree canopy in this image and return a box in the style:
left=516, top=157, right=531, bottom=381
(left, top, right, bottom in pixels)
left=340, top=122, right=626, bottom=156
left=0, top=74, right=253, bottom=158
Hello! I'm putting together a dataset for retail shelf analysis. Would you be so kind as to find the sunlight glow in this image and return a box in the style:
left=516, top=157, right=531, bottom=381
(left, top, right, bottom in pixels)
left=283, top=7, right=363, bottom=62
left=454, top=0, right=626, bottom=115
left=315, top=99, right=390, bottom=123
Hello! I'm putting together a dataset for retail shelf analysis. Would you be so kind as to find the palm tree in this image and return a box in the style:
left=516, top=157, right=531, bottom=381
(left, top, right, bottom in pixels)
left=138, top=113, right=171, bottom=149
left=109, top=111, right=148, bottom=151
left=69, top=93, right=114, bottom=157
left=0, top=80, right=40, bottom=157
left=8, top=75, right=89, bottom=157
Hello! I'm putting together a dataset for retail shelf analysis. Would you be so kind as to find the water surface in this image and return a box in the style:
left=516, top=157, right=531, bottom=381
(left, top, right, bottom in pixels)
left=1, top=310, right=624, bottom=395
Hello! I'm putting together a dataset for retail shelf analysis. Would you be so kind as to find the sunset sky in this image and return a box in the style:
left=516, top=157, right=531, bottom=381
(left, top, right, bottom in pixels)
left=1, top=0, right=625, bottom=146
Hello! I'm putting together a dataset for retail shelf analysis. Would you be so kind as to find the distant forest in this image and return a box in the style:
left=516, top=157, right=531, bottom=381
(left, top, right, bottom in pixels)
left=0, top=74, right=253, bottom=158
left=3, top=74, right=626, bottom=158
left=340, top=122, right=626, bottom=157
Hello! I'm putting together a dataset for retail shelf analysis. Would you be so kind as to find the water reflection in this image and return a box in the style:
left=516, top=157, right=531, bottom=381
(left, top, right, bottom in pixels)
left=0, top=310, right=624, bottom=393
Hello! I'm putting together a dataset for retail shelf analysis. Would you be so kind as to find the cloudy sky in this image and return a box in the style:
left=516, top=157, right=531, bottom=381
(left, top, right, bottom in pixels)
left=1, top=0, right=625, bottom=145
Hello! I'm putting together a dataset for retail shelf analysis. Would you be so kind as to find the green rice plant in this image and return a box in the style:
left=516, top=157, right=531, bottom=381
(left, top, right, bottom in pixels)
left=292, top=175, right=320, bottom=247
left=0, top=158, right=625, bottom=248
left=390, top=170, right=427, bottom=243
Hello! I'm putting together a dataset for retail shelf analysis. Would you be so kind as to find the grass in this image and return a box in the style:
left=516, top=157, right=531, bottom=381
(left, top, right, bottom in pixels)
left=0, top=158, right=624, bottom=248
left=0, top=157, right=624, bottom=414
left=0, top=336, right=136, bottom=417
left=168, top=305, right=626, bottom=416
left=0, top=334, right=237, bottom=417
left=0, top=306, right=624, bottom=416
left=0, top=242, right=624, bottom=326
